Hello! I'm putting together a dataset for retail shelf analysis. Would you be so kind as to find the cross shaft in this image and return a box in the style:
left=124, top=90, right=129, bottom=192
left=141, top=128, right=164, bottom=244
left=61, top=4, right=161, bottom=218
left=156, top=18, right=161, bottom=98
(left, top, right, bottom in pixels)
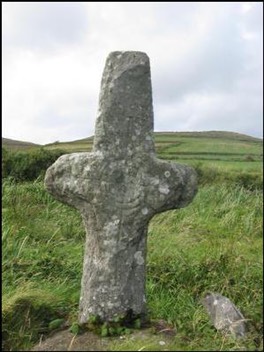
left=45, top=51, right=197, bottom=323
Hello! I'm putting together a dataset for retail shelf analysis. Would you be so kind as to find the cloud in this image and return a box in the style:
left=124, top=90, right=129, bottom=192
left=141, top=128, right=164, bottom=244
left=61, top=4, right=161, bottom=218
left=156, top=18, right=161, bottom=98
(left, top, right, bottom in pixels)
left=2, top=2, right=263, bottom=144
left=2, top=48, right=100, bottom=143
left=152, top=2, right=263, bottom=137
left=153, top=4, right=246, bottom=98
left=2, top=2, right=88, bottom=52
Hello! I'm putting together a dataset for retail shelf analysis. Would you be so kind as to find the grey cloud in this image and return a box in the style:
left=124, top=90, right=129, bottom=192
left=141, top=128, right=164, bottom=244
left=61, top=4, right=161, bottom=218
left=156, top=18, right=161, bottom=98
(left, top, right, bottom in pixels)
left=3, top=2, right=88, bottom=51
left=151, top=2, right=201, bottom=32
left=153, top=10, right=247, bottom=103
left=31, top=96, right=97, bottom=143
left=150, top=3, right=262, bottom=138
left=2, top=2, right=263, bottom=143
left=155, top=89, right=263, bottom=138
left=242, top=2, right=263, bottom=33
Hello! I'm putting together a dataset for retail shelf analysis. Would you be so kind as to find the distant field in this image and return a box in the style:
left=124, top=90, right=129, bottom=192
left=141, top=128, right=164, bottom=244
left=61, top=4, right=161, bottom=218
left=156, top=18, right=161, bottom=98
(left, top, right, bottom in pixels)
left=168, top=159, right=262, bottom=173
left=43, top=131, right=263, bottom=174
left=157, top=139, right=261, bottom=155
left=44, top=143, right=93, bottom=152
left=2, top=131, right=263, bottom=175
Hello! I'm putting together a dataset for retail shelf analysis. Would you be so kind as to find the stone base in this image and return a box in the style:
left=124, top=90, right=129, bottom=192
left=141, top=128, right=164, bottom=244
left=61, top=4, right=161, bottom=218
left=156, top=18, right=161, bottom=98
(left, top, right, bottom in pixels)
left=31, top=321, right=176, bottom=351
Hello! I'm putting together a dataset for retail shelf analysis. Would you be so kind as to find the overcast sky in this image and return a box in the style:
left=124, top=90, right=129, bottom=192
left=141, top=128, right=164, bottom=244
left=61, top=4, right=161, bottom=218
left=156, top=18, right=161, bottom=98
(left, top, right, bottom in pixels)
left=2, top=2, right=263, bottom=144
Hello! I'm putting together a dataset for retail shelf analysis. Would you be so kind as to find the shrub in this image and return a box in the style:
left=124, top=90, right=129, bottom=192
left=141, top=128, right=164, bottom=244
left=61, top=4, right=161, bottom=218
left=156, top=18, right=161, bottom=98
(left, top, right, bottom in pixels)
left=192, top=162, right=263, bottom=191
left=2, top=148, right=65, bottom=182
left=232, top=172, right=263, bottom=191
left=244, top=155, right=255, bottom=162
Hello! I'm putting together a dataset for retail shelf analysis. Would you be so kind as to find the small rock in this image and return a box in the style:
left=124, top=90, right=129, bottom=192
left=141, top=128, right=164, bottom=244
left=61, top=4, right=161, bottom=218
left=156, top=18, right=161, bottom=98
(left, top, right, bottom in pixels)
left=201, top=292, right=246, bottom=338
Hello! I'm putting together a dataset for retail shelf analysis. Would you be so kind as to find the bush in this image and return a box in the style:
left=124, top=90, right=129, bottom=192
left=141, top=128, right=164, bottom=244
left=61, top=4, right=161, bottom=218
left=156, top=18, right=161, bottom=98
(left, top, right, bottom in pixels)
left=192, top=162, right=263, bottom=191
left=193, top=162, right=220, bottom=185
left=232, top=172, right=263, bottom=191
left=244, top=155, right=255, bottom=162
left=2, top=148, right=65, bottom=182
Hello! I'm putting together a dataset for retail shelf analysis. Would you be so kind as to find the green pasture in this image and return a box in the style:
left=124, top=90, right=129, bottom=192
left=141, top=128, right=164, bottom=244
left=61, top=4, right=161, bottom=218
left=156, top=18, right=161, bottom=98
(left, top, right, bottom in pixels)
left=2, top=131, right=263, bottom=351
left=2, top=180, right=263, bottom=351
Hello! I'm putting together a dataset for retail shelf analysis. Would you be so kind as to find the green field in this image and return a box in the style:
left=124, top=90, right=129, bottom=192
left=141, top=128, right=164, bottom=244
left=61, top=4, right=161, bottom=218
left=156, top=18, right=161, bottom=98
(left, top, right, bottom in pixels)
left=3, top=130, right=263, bottom=161
left=44, top=131, right=263, bottom=185
left=2, top=131, right=263, bottom=351
left=48, top=133, right=263, bottom=167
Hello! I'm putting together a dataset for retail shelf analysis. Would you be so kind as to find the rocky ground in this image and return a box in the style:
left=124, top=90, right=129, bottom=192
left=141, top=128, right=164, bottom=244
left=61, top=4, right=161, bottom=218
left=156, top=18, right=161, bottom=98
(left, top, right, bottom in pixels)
left=31, top=320, right=176, bottom=351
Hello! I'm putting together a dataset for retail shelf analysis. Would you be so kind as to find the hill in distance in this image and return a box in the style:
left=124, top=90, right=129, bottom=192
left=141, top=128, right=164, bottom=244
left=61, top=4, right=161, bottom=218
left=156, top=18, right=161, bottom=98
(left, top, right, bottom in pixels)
left=2, top=137, right=41, bottom=150
left=153, top=130, right=262, bottom=142
left=46, top=130, right=262, bottom=145
left=2, top=131, right=263, bottom=175
left=2, top=131, right=262, bottom=151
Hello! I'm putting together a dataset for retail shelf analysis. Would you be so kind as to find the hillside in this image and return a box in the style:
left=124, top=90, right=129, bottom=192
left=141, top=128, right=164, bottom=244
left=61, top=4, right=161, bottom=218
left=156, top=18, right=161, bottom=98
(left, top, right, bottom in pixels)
left=2, top=131, right=262, bottom=151
left=153, top=130, right=262, bottom=142
left=2, top=138, right=41, bottom=150
left=41, top=131, right=263, bottom=169
left=46, top=130, right=262, bottom=146
left=2, top=132, right=263, bottom=172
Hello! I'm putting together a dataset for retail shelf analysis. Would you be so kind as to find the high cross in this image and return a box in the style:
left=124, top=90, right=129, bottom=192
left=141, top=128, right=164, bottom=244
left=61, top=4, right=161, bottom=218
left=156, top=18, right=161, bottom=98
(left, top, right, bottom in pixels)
left=45, top=51, right=197, bottom=324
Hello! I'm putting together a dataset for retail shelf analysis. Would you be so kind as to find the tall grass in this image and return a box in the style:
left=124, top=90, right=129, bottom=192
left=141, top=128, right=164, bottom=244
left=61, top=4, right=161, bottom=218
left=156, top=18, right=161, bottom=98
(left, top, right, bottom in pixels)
left=2, top=177, right=263, bottom=351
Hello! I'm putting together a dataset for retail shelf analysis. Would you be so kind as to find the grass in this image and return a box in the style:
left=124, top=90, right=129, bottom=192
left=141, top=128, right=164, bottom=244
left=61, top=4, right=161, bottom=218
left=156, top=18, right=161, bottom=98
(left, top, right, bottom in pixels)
left=154, top=134, right=262, bottom=168
left=2, top=179, right=263, bottom=351
left=157, top=138, right=262, bottom=154
left=2, top=131, right=263, bottom=351
left=146, top=185, right=262, bottom=349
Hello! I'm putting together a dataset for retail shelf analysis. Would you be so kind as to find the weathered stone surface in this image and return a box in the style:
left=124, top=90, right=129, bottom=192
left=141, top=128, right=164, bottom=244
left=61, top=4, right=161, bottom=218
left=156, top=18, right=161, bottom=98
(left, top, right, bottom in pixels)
left=201, top=292, right=247, bottom=338
left=44, top=51, right=197, bottom=324
left=31, top=324, right=176, bottom=351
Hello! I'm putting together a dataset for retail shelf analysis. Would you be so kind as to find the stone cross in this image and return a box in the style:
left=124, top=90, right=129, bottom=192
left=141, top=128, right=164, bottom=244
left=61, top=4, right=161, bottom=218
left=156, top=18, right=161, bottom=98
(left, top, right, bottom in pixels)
left=44, top=51, right=197, bottom=324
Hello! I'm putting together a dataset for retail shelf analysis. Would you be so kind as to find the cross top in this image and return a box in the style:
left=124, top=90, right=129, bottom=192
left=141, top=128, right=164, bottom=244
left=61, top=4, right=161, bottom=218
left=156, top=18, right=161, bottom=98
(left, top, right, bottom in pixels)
left=45, top=51, right=197, bottom=324
left=93, top=51, right=155, bottom=157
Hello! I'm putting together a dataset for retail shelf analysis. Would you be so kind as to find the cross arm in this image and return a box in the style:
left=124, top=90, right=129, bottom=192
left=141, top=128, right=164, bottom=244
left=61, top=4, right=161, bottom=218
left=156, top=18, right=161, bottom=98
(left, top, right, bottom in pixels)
left=144, top=157, right=198, bottom=217
left=44, top=152, right=96, bottom=209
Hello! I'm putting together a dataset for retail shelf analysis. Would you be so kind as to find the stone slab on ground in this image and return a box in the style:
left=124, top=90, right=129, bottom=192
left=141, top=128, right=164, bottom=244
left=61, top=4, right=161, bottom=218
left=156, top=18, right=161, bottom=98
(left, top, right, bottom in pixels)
left=31, top=322, right=176, bottom=351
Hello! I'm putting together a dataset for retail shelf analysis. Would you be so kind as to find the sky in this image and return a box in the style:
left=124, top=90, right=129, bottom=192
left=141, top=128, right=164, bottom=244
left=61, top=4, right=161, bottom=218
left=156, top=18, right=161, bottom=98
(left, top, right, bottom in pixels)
left=2, top=2, right=263, bottom=145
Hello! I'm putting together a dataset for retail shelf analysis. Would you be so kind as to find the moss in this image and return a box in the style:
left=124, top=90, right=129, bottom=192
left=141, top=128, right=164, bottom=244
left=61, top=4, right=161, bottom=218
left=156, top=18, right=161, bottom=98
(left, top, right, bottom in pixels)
left=69, top=322, right=82, bottom=335
left=82, top=310, right=148, bottom=337
left=48, top=318, right=64, bottom=331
